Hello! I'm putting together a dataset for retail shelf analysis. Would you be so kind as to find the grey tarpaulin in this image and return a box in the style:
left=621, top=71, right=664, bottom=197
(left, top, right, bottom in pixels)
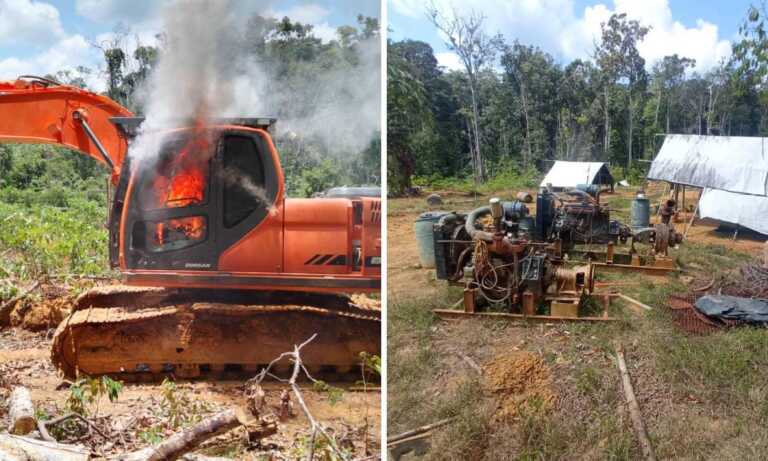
left=695, top=295, right=768, bottom=323
left=648, top=134, right=768, bottom=196
left=698, top=188, right=768, bottom=236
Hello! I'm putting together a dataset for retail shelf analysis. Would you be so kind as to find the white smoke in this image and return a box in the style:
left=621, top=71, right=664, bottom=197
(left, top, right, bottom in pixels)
left=130, top=0, right=380, bottom=165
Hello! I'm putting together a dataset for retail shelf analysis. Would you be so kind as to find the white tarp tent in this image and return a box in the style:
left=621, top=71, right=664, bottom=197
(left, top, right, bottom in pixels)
left=648, top=134, right=768, bottom=196
left=540, top=161, right=613, bottom=189
left=699, top=188, right=768, bottom=236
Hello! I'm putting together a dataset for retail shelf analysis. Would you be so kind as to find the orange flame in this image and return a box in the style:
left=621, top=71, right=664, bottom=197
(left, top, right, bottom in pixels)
left=152, top=115, right=210, bottom=245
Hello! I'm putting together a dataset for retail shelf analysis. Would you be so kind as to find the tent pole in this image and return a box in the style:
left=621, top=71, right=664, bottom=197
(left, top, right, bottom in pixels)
left=682, top=185, right=686, bottom=214
left=683, top=188, right=701, bottom=239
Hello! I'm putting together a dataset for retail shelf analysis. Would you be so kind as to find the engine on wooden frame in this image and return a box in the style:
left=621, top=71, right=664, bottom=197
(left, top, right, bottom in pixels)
left=433, top=198, right=593, bottom=316
left=536, top=186, right=633, bottom=250
left=537, top=186, right=682, bottom=270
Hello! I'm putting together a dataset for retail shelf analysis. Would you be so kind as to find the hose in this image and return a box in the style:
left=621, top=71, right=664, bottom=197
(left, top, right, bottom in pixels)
left=464, top=206, right=494, bottom=241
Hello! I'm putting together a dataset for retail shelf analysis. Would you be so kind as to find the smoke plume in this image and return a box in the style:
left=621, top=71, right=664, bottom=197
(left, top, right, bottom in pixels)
left=130, top=0, right=380, bottom=167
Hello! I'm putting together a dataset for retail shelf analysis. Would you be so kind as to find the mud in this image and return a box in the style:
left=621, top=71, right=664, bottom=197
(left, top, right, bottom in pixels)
left=483, top=351, right=555, bottom=421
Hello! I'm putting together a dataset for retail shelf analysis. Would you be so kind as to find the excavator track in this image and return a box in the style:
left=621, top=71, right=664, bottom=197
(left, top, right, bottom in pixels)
left=51, top=286, right=380, bottom=382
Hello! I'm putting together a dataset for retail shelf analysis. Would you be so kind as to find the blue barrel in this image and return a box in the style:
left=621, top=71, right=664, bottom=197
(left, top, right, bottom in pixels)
left=631, top=197, right=650, bottom=230
left=415, top=211, right=448, bottom=268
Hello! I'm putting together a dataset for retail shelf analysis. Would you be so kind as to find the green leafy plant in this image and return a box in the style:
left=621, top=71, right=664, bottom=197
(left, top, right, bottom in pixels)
left=312, top=380, right=344, bottom=405
left=159, top=378, right=212, bottom=428
left=65, top=376, right=123, bottom=416
left=138, top=426, right=164, bottom=445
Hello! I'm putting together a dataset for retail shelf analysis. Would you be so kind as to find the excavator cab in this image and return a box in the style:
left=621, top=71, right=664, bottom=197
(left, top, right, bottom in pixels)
left=112, top=121, right=282, bottom=273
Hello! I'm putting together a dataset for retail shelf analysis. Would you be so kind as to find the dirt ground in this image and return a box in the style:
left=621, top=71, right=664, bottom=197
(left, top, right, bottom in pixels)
left=388, top=182, right=768, bottom=460
left=0, top=303, right=380, bottom=459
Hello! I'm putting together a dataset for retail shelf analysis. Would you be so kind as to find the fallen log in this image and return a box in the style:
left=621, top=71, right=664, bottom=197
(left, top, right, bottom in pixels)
left=0, top=434, right=89, bottom=461
left=615, top=346, right=656, bottom=461
left=110, top=409, right=255, bottom=461
left=8, top=386, right=36, bottom=435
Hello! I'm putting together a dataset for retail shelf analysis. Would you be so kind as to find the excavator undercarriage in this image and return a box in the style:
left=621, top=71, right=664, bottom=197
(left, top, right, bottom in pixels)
left=52, top=286, right=380, bottom=381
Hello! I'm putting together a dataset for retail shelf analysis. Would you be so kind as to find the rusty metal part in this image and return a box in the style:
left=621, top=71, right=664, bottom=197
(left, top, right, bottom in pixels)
left=433, top=309, right=615, bottom=322
left=52, top=286, right=380, bottom=381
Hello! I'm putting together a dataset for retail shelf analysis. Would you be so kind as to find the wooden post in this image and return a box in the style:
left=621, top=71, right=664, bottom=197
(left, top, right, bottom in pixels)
left=463, top=288, right=476, bottom=314
left=522, top=291, right=535, bottom=316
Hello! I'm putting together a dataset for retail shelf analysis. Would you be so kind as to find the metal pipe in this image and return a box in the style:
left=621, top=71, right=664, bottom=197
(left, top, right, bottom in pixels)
left=73, top=111, right=115, bottom=171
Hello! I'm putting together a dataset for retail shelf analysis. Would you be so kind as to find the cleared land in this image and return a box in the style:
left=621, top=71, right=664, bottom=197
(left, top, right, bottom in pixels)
left=388, top=183, right=767, bottom=460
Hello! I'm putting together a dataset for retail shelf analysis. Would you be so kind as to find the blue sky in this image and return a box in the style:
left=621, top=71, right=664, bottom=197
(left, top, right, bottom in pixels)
left=0, top=0, right=379, bottom=89
left=389, top=0, right=753, bottom=73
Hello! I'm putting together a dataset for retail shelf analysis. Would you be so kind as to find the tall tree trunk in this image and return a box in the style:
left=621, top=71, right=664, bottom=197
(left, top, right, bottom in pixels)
left=654, top=88, right=661, bottom=128
left=628, top=89, right=633, bottom=168
left=467, top=74, right=484, bottom=184
left=520, top=84, right=533, bottom=167
left=604, top=86, right=611, bottom=158
left=465, top=117, right=476, bottom=181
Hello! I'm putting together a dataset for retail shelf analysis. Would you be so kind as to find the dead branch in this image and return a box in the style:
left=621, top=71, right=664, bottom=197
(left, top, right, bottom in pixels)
left=110, top=409, right=242, bottom=461
left=387, top=418, right=456, bottom=445
left=287, top=334, right=348, bottom=461
left=615, top=346, right=656, bottom=461
left=37, top=412, right=110, bottom=442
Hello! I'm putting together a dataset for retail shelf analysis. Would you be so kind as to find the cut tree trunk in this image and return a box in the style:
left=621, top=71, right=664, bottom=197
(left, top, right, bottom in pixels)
left=110, top=409, right=265, bottom=461
left=0, top=434, right=89, bottom=461
left=9, top=386, right=36, bottom=435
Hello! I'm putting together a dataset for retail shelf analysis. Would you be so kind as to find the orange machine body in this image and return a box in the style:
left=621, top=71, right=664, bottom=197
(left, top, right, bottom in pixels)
left=0, top=78, right=380, bottom=293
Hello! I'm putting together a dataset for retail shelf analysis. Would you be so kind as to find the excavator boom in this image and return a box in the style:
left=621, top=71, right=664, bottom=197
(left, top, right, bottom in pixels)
left=0, top=76, right=133, bottom=180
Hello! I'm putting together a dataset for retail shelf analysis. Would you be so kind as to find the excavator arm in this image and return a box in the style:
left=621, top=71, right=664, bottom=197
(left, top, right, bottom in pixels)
left=0, top=76, right=134, bottom=181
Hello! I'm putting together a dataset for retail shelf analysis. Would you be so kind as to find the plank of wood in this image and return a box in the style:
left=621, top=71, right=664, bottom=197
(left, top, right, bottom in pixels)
left=616, top=293, right=653, bottom=311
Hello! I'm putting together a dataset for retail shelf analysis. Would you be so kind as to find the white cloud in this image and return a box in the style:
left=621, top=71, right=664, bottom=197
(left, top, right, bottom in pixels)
left=268, top=4, right=330, bottom=24
left=0, top=0, right=64, bottom=46
left=0, top=33, right=106, bottom=90
left=435, top=51, right=463, bottom=71
left=563, top=0, right=732, bottom=72
left=397, top=0, right=732, bottom=73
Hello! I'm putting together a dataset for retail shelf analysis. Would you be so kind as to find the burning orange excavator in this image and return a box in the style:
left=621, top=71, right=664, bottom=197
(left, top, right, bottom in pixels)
left=0, top=76, right=381, bottom=380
